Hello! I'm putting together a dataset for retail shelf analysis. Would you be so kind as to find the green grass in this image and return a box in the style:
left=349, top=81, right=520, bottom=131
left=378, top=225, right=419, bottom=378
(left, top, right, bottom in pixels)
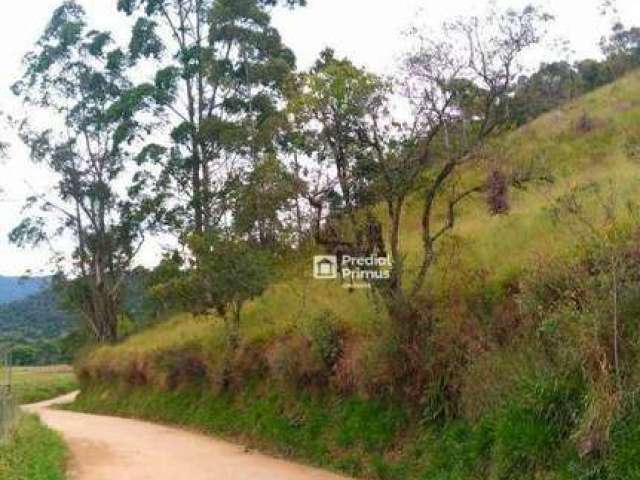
left=0, top=414, right=67, bottom=480
left=12, top=366, right=78, bottom=404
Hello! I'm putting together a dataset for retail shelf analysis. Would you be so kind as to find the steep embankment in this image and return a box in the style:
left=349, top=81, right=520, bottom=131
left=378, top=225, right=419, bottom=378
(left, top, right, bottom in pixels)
left=76, top=71, right=640, bottom=479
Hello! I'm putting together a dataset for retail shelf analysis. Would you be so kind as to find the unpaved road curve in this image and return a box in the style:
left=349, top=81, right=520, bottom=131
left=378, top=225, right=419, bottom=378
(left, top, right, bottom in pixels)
left=24, top=393, right=350, bottom=480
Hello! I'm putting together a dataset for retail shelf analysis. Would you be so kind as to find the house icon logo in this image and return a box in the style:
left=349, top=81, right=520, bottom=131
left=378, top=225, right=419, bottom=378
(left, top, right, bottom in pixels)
left=314, top=255, right=338, bottom=279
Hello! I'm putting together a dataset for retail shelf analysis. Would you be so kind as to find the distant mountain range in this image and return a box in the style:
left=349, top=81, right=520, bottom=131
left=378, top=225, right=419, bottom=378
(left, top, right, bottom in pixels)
left=0, top=276, right=50, bottom=305
left=0, top=272, right=149, bottom=364
left=0, top=276, right=76, bottom=365
left=0, top=287, right=74, bottom=342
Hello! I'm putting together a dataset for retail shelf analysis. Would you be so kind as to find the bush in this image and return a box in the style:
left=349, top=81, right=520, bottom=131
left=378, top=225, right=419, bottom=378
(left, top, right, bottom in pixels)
left=304, top=310, right=344, bottom=371
left=266, top=335, right=325, bottom=387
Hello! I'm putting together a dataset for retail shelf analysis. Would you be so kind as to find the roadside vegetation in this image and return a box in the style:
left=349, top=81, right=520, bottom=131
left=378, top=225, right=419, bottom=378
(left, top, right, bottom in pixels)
left=0, top=415, right=67, bottom=480
left=0, top=367, right=74, bottom=479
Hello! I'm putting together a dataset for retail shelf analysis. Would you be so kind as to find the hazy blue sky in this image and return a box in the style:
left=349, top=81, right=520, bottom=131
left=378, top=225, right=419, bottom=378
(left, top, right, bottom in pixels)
left=0, top=0, right=638, bottom=275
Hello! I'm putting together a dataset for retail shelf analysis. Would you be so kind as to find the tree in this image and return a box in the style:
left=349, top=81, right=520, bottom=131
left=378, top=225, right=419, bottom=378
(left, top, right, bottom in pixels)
left=192, top=235, right=272, bottom=342
left=366, top=6, right=552, bottom=318
left=116, top=0, right=303, bottom=236
left=229, top=155, right=298, bottom=248
left=150, top=235, right=273, bottom=345
left=11, top=345, right=37, bottom=366
left=575, top=59, right=614, bottom=91
left=293, top=6, right=550, bottom=326
left=290, top=49, right=387, bottom=222
left=600, top=23, right=640, bottom=77
left=10, top=2, right=159, bottom=343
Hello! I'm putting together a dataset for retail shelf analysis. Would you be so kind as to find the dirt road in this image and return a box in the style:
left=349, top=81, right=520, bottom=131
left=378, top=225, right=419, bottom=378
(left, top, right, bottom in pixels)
left=24, top=393, right=350, bottom=480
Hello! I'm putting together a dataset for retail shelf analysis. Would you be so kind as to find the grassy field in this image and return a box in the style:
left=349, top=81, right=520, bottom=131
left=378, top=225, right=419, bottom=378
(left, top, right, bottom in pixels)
left=12, top=366, right=78, bottom=405
left=0, top=414, right=67, bottom=480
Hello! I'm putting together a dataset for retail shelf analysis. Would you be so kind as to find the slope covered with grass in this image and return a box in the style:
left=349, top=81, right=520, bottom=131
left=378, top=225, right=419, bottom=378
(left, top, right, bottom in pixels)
left=76, top=71, right=640, bottom=479
left=82, top=71, right=640, bottom=377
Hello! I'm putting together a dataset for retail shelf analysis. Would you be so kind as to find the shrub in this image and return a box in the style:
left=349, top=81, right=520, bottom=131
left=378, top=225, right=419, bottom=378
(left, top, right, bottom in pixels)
left=266, top=335, right=325, bottom=387
left=304, top=310, right=345, bottom=372
left=156, top=346, right=210, bottom=391
left=575, top=112, right=596, bottom=133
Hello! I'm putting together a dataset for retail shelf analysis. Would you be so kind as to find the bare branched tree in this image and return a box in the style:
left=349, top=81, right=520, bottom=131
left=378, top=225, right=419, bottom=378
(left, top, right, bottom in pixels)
left=364, top=6, right=553, bottom=320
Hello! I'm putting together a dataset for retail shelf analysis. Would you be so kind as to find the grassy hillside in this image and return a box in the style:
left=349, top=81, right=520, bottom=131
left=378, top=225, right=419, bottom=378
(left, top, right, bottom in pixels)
left=81, top=71, right=640, bottom=373
left=75, top=71, right=640, bottom=479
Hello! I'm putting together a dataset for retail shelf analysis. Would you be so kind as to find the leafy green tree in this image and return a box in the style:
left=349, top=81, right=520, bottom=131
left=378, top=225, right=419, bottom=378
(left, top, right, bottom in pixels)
left=10, top=2, right=159, bottom=343
left=601, top=23, right=640, bottom=76
left=191, top=235, right=272, bottom=341
left=116, top=0, right=303, bottom=236
left=229, top=155, right=298, bottom=248
left=149, top=235, right=272, bottom=345
left=575, top=59, right=614, bottom=91
left=11, top=345, right=37, bottom=366
left=289, top=49, right=386, bottom=221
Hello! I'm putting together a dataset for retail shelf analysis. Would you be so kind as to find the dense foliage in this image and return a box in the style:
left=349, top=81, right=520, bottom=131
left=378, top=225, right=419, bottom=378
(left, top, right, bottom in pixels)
left=0, top=289, right=76, bottom=366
